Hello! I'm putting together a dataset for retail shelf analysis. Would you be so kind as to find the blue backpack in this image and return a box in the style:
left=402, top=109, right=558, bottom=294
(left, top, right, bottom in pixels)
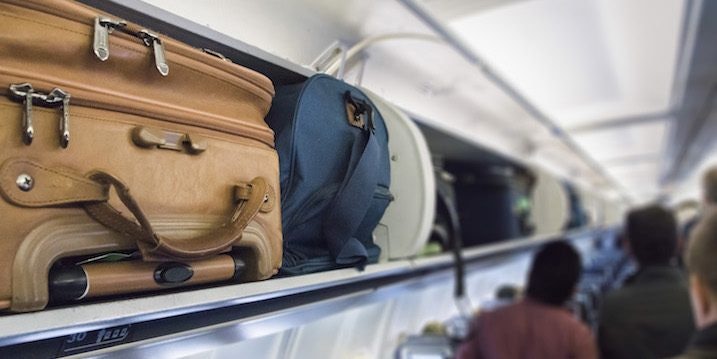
left=265, top=74, right=392, bottom=275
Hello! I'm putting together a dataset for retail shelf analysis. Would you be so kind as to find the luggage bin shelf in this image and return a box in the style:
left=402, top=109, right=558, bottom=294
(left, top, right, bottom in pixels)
left=0, top=228, right=600, bottom=357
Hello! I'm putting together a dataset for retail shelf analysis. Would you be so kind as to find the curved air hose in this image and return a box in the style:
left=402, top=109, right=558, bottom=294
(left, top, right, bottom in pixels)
left=324, top=33, right=444, bottom=77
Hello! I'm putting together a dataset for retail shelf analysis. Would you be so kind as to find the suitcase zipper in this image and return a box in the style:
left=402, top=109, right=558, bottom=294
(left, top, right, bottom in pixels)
left=1, top=3, right=275, bottom=146
left=94, top=16, right=226, bottom=76
left=93, top=17, right=127, bottom=61
left=1, top=0, right=274, bottom=96
left=8, top=83, right=72, bottom=148
left=202, top=48, right=232, bottom=62
left=5, top=81, right=273, bottom=147
left=8, top=83, right=34, bottom=145
left=92, top=16, right=168, bottom=76
left=137, top=29, right=170, bottom=76
left=44, top=87, right=72, bottom=149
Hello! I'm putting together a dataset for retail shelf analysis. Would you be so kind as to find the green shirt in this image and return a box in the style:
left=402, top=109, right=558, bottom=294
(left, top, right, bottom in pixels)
left=598, top=265, right=695, bottom=359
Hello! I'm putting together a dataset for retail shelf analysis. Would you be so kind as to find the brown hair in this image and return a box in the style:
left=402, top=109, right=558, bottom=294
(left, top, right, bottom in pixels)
left=704, top=167, right=717, bottom=204
left=685, top=208, right=717, bottom=296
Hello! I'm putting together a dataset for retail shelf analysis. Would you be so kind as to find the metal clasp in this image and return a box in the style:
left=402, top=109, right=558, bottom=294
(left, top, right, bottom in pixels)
left=44, top=88, right=71, bottom=148
left=92, top=17, right=169, bottom=77
left=7, top=83, right=72, bottom=148
left=138, top=30, right=169, bottom=76
left=9, top=83, right=36, bottom=145
left=93, top=17, right=127, bottom=61
left=343, top=91, right=374, bottom=132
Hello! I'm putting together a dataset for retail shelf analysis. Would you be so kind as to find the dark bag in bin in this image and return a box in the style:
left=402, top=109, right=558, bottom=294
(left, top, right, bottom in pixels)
left=265, top=74, right=392, bottom=275
left=449, top=164, right=522, bottom=246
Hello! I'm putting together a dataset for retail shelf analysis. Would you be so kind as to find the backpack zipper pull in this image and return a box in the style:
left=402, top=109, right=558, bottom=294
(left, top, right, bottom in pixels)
left=44, top=88, right=71, bottom=148
left=8, top=83, right=35, bottom=145
left=93, top=17, right=127, bottom=61
left=138, top=30, right=169, bottom=76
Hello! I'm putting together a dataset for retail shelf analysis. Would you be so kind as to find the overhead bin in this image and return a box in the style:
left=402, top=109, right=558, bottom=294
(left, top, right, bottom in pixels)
left=365, top=89, right=436, bottom=261
left=529, top=169, right=570, bottom=236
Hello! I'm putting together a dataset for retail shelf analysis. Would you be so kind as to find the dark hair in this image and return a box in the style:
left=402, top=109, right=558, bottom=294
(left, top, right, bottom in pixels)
left=526, top=241, right=581, bottom=306
left=704, top=167, right=717, bottom=204
left=685, top=208, right=717, bottom=296
left=496, top=285, right=519, bottom=301
left=626, top=205, right=677, bottom=266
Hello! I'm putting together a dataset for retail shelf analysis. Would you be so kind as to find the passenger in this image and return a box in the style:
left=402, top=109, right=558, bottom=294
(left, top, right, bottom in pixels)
left=674, top=208, right=717, bottom=358
left=681, top=167, right=717, bottom=258
left=457, top=241, right=596, bottom=359
left=598, top=205, right=694, bottom=358
left=676, top=200, right=700, bottom=267
left=701, top=166, right=717, bottom=208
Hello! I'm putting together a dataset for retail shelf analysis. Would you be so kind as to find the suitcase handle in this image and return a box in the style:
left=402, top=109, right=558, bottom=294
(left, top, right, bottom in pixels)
left=83, top=171, right=271, bottom=260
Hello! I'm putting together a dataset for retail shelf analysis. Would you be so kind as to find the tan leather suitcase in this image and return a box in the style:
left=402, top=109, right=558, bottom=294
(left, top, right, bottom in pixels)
left=0, top=0, right=282, bottom=312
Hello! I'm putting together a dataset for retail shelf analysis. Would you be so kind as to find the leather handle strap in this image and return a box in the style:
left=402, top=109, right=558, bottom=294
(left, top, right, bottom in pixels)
left=83, top=171, right=270, bottom=260
left=0, top=158, right=270, bottom=260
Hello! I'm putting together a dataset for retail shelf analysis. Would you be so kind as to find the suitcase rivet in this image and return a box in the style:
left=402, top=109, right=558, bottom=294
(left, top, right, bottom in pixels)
left=16, top=174, right=34, bottom=192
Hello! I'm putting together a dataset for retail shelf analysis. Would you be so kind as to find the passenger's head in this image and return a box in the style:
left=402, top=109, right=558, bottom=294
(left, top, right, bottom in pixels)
left=685, top=208, right=717, bottom=328
left=625, top=205, right=677, bottom=267
left=704, top=166, right=717, bottom=205
left=526, top=241, right=581, bottom=306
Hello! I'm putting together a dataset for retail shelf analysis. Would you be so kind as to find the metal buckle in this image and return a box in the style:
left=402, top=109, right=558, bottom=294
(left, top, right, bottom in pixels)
left=344, top=91, right=374, bottom=131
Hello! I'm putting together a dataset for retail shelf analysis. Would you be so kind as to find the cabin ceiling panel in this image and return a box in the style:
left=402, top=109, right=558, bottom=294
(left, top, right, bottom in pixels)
left=571, top=121, right=668, bottom=163
left=419, top=0, right=528, bottom=21
left=445, top=0, right=684, bottom=128
left=605, top=161, right=662, bottom=197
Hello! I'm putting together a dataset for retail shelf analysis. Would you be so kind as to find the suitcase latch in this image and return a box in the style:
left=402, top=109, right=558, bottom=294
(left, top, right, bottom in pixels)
left=132, top=127, right=207, bottom=154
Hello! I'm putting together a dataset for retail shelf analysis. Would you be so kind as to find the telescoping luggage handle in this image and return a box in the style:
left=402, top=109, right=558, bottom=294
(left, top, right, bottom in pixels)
left=323, top=91, right=381, bottom=268
left=0, top=158, right=272, bottom=260
left=49, top=253, right=246, bottom=303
